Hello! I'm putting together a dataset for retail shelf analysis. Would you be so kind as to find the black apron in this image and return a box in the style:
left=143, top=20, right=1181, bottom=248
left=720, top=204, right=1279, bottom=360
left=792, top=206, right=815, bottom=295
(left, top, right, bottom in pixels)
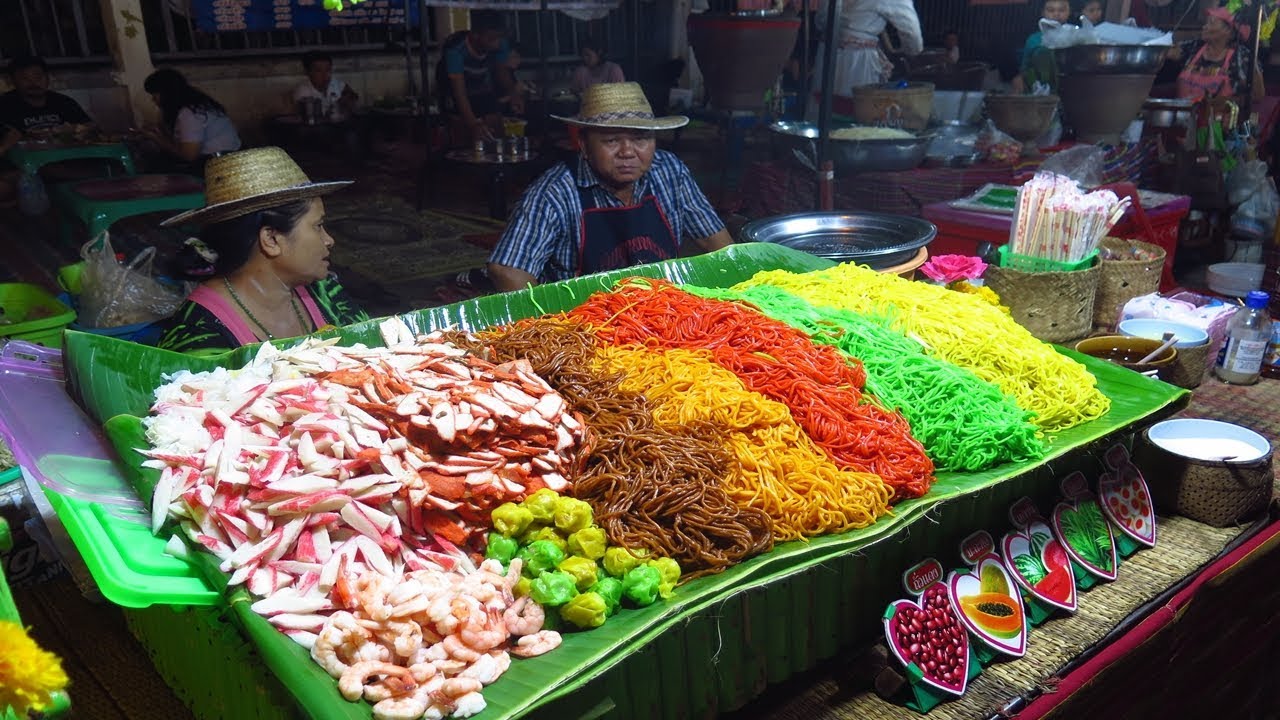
left=575, top=184, right=680, bottom=276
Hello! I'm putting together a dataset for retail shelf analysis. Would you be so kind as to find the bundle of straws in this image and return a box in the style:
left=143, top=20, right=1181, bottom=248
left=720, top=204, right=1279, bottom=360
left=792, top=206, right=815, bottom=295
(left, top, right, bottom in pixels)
left=1008, top=172, right=1130, bottom=263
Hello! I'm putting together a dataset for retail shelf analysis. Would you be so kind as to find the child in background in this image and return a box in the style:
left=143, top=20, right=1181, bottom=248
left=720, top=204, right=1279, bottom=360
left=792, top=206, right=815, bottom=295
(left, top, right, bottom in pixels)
left=1081, top=0, right=1103, bottom=25
left=943, top=29, right=961, bottom=64
left=1011, top=0, right=1071, bottom=93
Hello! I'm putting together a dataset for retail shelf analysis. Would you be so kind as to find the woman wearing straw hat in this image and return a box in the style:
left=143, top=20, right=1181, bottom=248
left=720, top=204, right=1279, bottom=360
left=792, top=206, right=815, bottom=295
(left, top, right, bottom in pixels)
left=486, top=82, right=732, bottom=293
left=155, top=147, right=368, bottom=353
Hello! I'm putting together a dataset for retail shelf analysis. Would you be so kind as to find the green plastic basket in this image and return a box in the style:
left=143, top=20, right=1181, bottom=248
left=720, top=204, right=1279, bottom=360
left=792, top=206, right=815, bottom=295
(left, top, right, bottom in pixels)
left=998, top=246, right=1099, bottom=273
left=0, top=284, right=75, bottom=348
left=57, top=263, right=86, bottom=296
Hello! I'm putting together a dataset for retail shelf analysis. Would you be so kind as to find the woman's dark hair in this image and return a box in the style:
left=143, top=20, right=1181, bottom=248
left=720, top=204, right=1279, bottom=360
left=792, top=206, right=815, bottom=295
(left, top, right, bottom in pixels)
left=581, top=38, right=606, bottom=59
left=144, top=68, right=227, bottom=130
left=301, top=50, right=332, bottom=71
left=200, top=199, right=313, bottom=276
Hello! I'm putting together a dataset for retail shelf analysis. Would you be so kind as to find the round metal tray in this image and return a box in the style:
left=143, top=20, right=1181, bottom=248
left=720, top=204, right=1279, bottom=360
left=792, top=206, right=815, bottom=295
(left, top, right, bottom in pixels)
left=739, top=212, right=937, bottom=266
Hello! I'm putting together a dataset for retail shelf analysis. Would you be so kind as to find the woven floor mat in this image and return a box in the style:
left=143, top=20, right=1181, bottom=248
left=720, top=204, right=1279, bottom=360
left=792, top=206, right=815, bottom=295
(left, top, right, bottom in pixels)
left=13, top=574, right=194, bottom=720
left=746, top=514, right=1248, bottom=720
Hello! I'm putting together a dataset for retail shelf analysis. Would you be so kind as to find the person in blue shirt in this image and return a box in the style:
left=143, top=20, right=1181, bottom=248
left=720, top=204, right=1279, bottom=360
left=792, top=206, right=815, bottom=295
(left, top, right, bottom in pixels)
left=486, top=82, right=731, bottom=293
left=1011, top=0, right=1070, bottom=94
left=437, top=11, right=523, bottom=145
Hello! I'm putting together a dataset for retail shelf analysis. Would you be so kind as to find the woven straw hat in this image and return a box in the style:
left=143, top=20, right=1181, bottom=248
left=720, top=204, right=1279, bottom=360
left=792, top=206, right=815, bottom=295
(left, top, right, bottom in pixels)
left=553, top=82, right=688, bottom=131
left=162, top=147, right=352, bottom=226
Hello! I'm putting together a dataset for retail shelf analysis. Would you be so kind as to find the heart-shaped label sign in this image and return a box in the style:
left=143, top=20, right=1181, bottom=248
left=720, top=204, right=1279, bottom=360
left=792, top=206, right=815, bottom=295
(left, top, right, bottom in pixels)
left=1001, top=520, right=1077, bottom=612
left=884, top=583, right=971, bottom=695
left=948, top=554, right=1027, bottom=657
left=1051, top=497, right=1118, bottom=581
left=1099, top=462, right=1157, bottom=547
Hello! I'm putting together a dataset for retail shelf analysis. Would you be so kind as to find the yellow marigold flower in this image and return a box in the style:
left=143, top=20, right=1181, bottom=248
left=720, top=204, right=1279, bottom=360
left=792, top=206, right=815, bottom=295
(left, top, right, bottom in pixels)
left=0, top=620, right=68, bottom=714
left=947, top=281, right=1011, bottom=314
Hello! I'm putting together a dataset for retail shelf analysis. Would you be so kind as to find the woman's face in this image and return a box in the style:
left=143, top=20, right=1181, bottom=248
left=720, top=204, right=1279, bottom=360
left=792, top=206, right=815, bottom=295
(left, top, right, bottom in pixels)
left=1202, top=16, right=1232, bottom=45
left=268, top=198, right=334, bottom=286
left=582, top=48, right=601, bottom=68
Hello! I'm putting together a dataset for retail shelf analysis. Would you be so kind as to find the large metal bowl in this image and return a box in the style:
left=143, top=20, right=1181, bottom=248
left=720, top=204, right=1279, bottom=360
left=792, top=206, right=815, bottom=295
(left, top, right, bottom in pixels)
left=1054, top=44, right=1168, bottom=75
left=768, top=121, right=932, bottom=175
left=739, top=211, right=937, bottom=267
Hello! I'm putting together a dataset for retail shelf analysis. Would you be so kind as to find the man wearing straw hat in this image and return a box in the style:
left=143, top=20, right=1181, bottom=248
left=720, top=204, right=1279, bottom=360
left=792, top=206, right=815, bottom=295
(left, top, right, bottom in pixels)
left=155, top=147, right=368, bottom=353
left=486, top=82, right=732, bottom=293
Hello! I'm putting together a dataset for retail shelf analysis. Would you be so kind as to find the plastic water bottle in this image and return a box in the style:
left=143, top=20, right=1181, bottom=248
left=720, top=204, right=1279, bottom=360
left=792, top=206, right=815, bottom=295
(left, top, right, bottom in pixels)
left=1215, top=290, right=1272, bottom=385
left=16, top=172, right=49, bottom=216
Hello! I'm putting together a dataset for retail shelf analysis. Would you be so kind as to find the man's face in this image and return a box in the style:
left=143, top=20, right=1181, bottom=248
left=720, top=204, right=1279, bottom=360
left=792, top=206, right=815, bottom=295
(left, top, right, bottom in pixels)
left=1042, top=1, right=1070, bottom=22
left=583, top=128, right=656, bottom=189
left=306, top=59, right=333, bottom=90
left=476, top=29, right=505, bottom=53
left=12, top=66, right=49, bottom=102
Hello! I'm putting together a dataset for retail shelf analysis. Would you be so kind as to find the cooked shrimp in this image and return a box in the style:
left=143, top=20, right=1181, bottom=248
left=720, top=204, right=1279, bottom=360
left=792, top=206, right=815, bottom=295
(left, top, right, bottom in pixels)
left=431, top=677, right=483, bottom=703
left=452, top=691, right=487, bottom=718
left=458, top=607, right=506, bottom=653
left=311, top=611, right=371, bottom=677
left=356, top=573, right=394, bottom=621
left=510, top=630, right=562, bottom=658
left=458, top=650, right=507, bottom=685
left=503, top=596, right=544, bottom=637
left=442, top=633, right=482, bottom=663
left=338, top=661, right=415, bottom=703
left=373, top=619, right=423, bottom=659
left=352, top=641, right=392, bottom=664
left=371, top=679, right=434, bottom=720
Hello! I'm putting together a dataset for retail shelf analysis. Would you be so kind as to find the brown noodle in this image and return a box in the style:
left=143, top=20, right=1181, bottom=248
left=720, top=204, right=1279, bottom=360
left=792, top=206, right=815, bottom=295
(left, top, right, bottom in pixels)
left=441, top=318, right=774, bottom=578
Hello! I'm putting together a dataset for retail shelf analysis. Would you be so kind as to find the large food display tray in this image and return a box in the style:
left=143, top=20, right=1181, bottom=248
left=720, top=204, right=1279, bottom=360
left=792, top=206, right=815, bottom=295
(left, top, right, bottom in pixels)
left=54, top=244, right=1187, bottom=720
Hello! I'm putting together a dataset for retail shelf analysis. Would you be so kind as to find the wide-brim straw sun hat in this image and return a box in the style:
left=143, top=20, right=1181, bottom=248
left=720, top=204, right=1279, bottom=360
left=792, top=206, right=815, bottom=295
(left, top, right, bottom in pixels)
left=552, top=81, right=688, bottom=131
left=162, top=146, right=352, bottom=226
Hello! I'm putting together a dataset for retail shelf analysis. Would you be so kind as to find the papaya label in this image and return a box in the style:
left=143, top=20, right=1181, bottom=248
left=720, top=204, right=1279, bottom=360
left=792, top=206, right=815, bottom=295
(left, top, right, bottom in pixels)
left=948, top=554, right=1027, bottom=657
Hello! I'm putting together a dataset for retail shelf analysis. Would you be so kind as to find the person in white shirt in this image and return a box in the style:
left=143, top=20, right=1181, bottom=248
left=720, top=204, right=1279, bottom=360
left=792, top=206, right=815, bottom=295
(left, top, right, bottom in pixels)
left=293, top=51, right=359, bottom=122
left=808, top=0, right=923, bottom=116
left=142, top=68, right=241, bottom=169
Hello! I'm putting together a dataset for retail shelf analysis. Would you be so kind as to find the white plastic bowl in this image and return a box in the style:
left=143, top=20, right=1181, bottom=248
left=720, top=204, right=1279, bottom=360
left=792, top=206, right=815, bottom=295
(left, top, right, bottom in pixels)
left=1146, top=418, right=1271, bottom=463
left=1117, top=319, right=1209, bottom=348
left=1205, top=262, right=1264, bottom=298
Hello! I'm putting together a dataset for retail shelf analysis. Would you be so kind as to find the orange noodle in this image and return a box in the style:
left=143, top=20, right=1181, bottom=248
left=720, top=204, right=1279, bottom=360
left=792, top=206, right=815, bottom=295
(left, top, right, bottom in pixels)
left=439, top=319, right=773, bottom=578
left=596, top=346, right=893, bottom=540
left=567, top=278, right=935, bottom=500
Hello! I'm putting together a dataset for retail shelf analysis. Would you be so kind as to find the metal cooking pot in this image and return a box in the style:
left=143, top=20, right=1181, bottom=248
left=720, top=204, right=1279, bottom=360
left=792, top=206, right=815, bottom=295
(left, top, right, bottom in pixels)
left=767, top=121, right=932, bottom=175
left=1054, top=44, right=1168, bottom=75
left=739, top=211, right=937, bottom=267
left=1142, top=97, right=1195, bottom=129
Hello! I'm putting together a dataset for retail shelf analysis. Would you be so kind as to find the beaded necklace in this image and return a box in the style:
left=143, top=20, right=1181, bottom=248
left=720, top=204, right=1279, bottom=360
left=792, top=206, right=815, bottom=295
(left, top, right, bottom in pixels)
left=223, top=277, right=310, bottom=341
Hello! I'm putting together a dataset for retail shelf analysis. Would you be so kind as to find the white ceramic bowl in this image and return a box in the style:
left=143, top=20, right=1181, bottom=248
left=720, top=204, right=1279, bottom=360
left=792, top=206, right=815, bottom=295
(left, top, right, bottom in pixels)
left=1117, top=319, right=1209, bottom=348
left=1146, top=418, right=1271, bottom=463
left=1205, top=262, right=1264, bottom=297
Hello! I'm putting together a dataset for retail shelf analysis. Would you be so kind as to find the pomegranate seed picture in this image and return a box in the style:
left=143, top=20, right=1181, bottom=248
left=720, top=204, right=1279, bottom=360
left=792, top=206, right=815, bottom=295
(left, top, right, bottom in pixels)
left=883, top=583, right=971, bottom=696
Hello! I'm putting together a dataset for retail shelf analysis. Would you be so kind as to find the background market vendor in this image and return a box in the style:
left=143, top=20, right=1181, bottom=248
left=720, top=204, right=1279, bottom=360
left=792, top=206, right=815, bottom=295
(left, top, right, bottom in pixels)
left=485, top=82, right=732, bottom=293
left=1165, top=6, right=1263, bottom=103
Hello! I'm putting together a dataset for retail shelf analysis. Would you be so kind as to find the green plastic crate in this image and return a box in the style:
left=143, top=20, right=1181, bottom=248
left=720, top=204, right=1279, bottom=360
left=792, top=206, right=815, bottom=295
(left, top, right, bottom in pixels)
left=998, top=245, right=1099, bottom=273
left=0, top=284, right=75, bottom=348
left=57, top=263, right=85, bottom=296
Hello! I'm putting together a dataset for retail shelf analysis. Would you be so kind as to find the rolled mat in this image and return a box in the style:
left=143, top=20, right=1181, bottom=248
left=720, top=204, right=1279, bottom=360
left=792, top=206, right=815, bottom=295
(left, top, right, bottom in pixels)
left=986, top=260, right=1101, bottom=343
left=1094, top=237, right=1166, bottom=330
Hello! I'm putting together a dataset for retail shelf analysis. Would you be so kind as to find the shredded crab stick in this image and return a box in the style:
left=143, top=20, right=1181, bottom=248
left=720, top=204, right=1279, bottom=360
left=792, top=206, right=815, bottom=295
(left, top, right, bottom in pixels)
left=140, top=319, right=580, bottom=718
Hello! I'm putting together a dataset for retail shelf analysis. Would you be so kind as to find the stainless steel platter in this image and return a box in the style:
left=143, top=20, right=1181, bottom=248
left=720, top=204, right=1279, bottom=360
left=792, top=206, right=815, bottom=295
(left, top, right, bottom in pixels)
left=1054, top=44, right=1167, bottom=75
left=768, top=121, right=932, bottom=175
left=738, top=211, right=937, bottom=266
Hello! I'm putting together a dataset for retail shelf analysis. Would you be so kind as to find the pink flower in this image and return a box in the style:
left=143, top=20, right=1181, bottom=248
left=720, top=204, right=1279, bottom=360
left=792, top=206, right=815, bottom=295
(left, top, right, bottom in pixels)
left=920, top=254, right=988, bottom=284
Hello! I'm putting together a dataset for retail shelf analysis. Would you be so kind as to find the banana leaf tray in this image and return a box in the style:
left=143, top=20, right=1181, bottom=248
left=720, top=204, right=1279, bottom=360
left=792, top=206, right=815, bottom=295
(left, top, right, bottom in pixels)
left=50, top=244, right=1187, bottom=719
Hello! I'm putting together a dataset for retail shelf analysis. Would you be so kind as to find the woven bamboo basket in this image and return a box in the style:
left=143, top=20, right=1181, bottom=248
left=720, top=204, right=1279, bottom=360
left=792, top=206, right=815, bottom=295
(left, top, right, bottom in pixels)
left=1094, top=237, right=1167, bottom=329
left=1165, top=340, right=1210, bottom=389
left=985, top=260, right=1101, bottom=343
left=1136, top=435, right=1275, bottom=527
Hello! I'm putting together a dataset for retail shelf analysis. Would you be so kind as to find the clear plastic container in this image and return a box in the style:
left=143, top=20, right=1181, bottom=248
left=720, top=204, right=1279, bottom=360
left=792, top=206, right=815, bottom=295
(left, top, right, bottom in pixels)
left=1215, top=290, right=1271, bottom=385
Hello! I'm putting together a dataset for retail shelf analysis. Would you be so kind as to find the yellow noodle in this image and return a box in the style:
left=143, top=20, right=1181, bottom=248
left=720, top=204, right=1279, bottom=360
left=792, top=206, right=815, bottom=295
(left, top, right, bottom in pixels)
left=595, top=346, right=892, bottom=541
left=737, top=264, right=1110, bottom=431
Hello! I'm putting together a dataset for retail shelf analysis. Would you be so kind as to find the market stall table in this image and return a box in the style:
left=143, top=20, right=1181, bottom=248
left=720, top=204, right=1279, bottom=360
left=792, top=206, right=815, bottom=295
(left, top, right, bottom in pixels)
left=6, top=140, right=137, bottom=177
left=50, top=174, right=205, bottom=243
left=443, top=149, right=540, bottom=220
left=739, top=141, right=1158, bottom=218
left=922, top=187, right=1189, bottom=291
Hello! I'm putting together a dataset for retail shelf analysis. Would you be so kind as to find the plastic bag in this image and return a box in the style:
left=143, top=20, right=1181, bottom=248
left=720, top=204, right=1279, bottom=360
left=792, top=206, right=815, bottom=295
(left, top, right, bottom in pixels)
left=1227, top=159, right=1270, bottom=207
left=1041, top=20, right=1171, bottom=48
left=1038, top=145, right=1106, bottom=187
left=974, top=119, right=1022, bottom=165
left=78, top=234, right=186, bottom=329
left=1231, top=177, right=1280, bottom=240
